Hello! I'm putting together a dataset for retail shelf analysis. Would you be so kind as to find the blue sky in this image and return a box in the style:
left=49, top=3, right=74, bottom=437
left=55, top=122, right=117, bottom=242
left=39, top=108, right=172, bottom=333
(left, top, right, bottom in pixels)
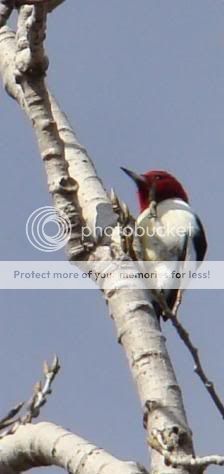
left=0, top=2, right=224, bottom=473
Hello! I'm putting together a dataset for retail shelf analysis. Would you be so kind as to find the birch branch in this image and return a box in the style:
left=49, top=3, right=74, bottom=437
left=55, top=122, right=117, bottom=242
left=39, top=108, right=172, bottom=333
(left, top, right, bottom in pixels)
left=154, top=291, right=224, bottom=420
left=7, top=3, right=92, bottom=258
left=49, top=95, right=195, bottom=473
left=0, top=422, right=148, bottom=474
left=0, top=8, right=197, bottom=474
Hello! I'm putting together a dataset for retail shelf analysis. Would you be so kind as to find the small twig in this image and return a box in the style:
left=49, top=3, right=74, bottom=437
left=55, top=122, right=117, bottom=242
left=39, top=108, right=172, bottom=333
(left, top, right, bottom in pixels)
left=154, top=290, right=224, bottom=420
left=0, top=356, right=60, bottom=439
left=25, top=354, right=60, bottom=422
left=110, top=188, right=134, bottom=226
left=0, top=402, right=24, bottom=430
left=165, top=454, right=224, bottom=469
left=170, top=313, right=224, bottom=418
left=151, top=429, right=224, bottom=470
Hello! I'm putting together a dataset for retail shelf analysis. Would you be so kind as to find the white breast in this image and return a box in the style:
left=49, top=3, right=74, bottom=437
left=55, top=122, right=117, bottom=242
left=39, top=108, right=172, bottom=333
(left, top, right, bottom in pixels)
left=136, top=198, right=197, bottom=262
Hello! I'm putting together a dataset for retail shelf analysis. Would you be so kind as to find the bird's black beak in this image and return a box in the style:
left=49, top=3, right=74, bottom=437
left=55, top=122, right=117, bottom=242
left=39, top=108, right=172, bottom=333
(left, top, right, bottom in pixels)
left=120, top=167, right=147, bottom=187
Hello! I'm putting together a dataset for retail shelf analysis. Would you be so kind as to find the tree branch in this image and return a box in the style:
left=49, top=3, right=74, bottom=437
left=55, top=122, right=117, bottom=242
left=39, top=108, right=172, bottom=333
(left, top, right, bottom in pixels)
left=151, top=428, right=224, bottom=470
left=165, top=454, right=224, bottom=470
left=153, top=291, right=224, bottom=420
left=170, top=313, right=224, bottom=418
left=49, top=96, right=195, bottom=473
left=0, top=422, right=148, bottom=474
left=0, top=356, right=60, bottom=438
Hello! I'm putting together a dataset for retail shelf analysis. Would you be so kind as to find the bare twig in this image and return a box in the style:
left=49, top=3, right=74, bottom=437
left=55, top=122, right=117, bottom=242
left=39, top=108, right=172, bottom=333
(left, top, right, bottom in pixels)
left=110, top=188, right=134, bottom=226
left=150, top=428, right=224, bottom=470
left=169, top=313, right=224, bottom=418
left=25, top=354, right=60, bottom=422
left=0, top=402, right=24, bottom=430
left=0, top=356, right=60, bottom=438
left=154, top=290, right=224, bottom=419
left=166, top=454, right=224, bottom=469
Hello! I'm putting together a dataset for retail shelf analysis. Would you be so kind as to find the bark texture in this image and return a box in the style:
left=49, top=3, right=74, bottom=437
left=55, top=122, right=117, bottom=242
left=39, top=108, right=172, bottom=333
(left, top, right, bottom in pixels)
left=0, top=422, right=147, bottom=474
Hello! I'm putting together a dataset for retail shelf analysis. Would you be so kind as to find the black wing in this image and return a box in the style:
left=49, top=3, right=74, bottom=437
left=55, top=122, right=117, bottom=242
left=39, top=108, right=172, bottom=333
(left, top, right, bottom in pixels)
left=193, top=216, right=207, bottom=261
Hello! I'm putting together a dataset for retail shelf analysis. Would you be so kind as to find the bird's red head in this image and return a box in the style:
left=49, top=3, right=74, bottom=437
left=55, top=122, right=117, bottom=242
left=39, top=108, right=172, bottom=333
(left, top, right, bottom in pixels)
left=121, top=168, right=189, bottom=212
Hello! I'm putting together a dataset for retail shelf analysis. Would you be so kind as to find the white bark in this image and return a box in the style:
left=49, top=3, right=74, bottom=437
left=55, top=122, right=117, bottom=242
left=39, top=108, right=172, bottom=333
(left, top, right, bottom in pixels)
left=0, top=8, right=197, bottom=474
left=0, top=422, right=147, bottom=474
left=50, top=94, right=117, bottom=240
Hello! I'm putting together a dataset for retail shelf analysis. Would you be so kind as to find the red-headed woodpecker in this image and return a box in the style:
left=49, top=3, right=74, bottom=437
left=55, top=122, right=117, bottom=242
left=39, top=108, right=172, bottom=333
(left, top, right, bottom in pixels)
left=121, top=168, right=207, bottom=319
